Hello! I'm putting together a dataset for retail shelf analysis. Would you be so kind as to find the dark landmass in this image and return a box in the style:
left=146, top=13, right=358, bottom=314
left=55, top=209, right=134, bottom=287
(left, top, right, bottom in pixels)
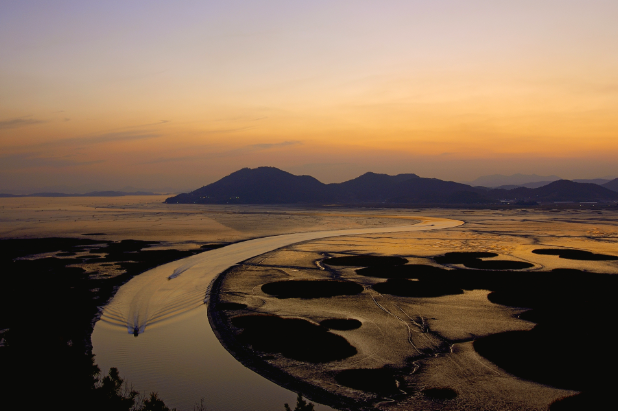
left=0, top=237, right=208, bottom=410
left=210, top=243, right=618, bottom=410
left=208, top=269, right=360, bottom=411
left=261, top=280, right=364, bottom=298
left=319, top=319, right=362, bottom=330
left=0, top=191, right=159, bottom=197
left=166, top=167, right=329, bottom=204
left=347, top=249, right=618, bottom=407
left=357, top=264, right=446, bottom=279
left=495, top=178, right=614, bottom=191
left=532, top=248, right=618, bottom=260
left=433, top=251, right=499, bottom=264
left=355, top=251, right=618, bottom=407
left=231, top=314, right=357, bottom=362
left=335, top=368, right=401, bottom=394
left=473, top=266, right=618, bottom=408
left=373, top=278, right=464, bottom=297
left=331, top=171, right=419, bottom=202
left=572, top=178, right=613, bottom=185
left=489, top=179, right=618, bottom=203
left=460, top=259, right=534, bottom=270
left=422, top=387, right=458, bottom=400
left=165, top=167, right=618, bottom=205
left=468, top=173, right=561, bottom=187
left=495, top=181, right=555, bottom=190
left=549, top=390, right=614, bottom=410
left=602, top=177, right=618, bottom=192
left=323, top=255, right=408, bottom=267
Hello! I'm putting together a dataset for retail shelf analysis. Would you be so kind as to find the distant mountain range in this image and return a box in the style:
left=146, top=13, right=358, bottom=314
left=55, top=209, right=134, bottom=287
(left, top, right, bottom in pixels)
left=468, top=173, right=562, bottom=187
left=0, top=191, right=159, bottom=198
left=165, top=167, right=618, bottom=205
left=493, top=179, right=616, bottom=190
left=604, top=178, right=618, bottom=192
left=469, top=173, right=616, bottom=188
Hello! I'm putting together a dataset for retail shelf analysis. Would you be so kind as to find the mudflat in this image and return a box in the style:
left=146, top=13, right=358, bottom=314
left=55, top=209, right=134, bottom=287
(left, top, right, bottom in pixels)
left=210, top=208, right=618, bottom=411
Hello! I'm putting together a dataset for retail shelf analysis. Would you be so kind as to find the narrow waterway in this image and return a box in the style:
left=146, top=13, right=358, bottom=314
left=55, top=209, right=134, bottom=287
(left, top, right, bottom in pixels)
left=91, top=217, right=463, bottom=411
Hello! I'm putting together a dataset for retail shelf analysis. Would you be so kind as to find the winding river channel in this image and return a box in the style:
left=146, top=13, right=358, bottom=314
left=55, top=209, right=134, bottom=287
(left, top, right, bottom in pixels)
left=91, top=216, right=463, bottom=411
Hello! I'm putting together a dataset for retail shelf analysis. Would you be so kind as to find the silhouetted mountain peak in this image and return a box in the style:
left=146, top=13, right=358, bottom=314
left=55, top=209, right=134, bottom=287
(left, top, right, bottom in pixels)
left=543, top=179, right=578, bottom=189
left=165, top=167, right=618, bottom=205
left=170, top=167, right=327, bottom=204
left=470, top=173, right=561, bottom=187
left=494, top=179, right=618, bottom=202
left=603, top=178, right=618, bottom=192
left=341, top=172, right=419, bottom=186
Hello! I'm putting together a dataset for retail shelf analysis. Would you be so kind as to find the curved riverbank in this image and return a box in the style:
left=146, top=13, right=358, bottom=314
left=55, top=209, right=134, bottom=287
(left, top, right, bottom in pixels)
left=93, top=216, right=462, bottom=410
left=206, top=217, right=589, bottom=410
left=208, top=268, right=363, bottom=410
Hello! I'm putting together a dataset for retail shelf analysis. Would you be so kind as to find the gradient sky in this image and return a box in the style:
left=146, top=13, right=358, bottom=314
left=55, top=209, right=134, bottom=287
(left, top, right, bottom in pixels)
left=1, top=1, right=617, bottom=192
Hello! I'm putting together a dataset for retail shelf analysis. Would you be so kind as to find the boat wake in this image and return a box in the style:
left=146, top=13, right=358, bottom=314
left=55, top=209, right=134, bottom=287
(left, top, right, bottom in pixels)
left=98, top=218, right=464, bottom=337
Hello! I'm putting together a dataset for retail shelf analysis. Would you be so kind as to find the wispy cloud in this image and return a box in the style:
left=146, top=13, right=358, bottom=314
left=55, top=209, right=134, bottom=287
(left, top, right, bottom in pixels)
left=0, top=117, right=47, bottom=130
left=105, top=120, right=170, bottom=131
left=26, top=130, right=164, bottom=150
left=248, top=141, right=302, bottom=150
left=0, top=153, right=105, bottom=169
left=141, top=140, right=303, bottom=164
left=82, top=131, right=163, bottom=144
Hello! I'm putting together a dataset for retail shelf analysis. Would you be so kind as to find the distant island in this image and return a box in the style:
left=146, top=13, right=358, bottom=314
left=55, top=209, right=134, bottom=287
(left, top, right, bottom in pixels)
left=0, top=191, right=160, bottom=198
left=165, top=167, right=618, bottom=206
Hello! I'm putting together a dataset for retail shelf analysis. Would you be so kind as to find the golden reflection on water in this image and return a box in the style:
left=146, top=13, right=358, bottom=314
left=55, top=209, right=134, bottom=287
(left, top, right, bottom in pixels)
left=93, top=307, right=314, bottom=411
left=3, top=197, right=618, bottom=410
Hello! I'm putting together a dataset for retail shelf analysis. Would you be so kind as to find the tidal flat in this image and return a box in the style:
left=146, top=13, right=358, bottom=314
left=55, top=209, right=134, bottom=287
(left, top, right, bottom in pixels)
left=210, top=207, right=618, bottom=411
left=0, top=196, right=431, bottom=410
left=1, top=196, right=617, bottom=410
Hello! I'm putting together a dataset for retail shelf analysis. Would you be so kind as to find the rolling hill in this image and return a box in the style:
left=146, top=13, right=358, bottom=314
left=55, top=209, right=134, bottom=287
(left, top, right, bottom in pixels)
left=603, top=178, right=618, bottom=192
left=165, top=168, right=618, bottom=205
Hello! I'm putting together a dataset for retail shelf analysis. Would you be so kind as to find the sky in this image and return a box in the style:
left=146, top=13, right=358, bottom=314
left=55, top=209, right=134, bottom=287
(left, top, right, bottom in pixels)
left=1, top=1, right=617, bottom=192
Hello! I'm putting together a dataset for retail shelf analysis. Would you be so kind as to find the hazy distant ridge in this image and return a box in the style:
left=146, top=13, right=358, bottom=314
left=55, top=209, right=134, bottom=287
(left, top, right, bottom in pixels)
left=603, top=178, right=618, bottom=192
left=0, top=191, right=159, bottom=198
left=468, top=173, right=561, bottom=187
left=165, top=167, right=618, bottom=205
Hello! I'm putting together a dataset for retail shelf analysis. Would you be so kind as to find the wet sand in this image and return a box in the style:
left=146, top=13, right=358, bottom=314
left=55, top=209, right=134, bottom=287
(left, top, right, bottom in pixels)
left=210, top=208, right=618, bottom=410
left=92, top=217, right=461, bottom=410
left=1, top=197, right=457, bottom=410
left=3, top=197, right=618, bottom=410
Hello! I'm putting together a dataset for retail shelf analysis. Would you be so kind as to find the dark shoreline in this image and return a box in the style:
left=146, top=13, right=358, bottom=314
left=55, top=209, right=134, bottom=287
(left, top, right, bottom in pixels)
left=0, top=236, right=220, bottom=410
left=206, top=246, right=618, bottom=410
left=208, top=265, right=368, bottom=411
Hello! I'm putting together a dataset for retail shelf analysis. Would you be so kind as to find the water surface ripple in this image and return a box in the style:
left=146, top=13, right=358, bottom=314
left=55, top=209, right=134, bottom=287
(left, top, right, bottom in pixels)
left=92, top=217, right=463, bottom=411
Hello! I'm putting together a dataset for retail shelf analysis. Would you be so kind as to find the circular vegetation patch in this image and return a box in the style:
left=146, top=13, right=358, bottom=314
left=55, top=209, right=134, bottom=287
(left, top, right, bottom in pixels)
left=373, top=278, right=463, bottom=298
left=532, top=249, right=618, bottom=261
left=335, top=368, right=400, bottom=394
left=356, top=264, right=446, bottom=279
left=261, top=280, right=364, bottom=299
left=231, top=314, right=357, bottom=363
left=462, top=260, right=534, bottom=270
left=323, top=255, right=408, bottom=267
left=434, top=252, right=498, bottom=265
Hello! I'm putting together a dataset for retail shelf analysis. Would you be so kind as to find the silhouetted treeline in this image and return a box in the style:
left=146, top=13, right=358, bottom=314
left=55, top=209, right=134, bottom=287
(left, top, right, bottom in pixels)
left=0, top=238, right=208, bottom=410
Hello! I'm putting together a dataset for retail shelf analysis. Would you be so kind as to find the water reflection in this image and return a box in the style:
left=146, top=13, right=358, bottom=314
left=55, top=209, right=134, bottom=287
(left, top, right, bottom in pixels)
left=93, top=219, right=458, bottom=410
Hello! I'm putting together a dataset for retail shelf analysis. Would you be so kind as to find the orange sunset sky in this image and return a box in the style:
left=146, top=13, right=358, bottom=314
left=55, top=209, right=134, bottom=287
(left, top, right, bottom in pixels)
left=1, top=1, right=617, bottom=192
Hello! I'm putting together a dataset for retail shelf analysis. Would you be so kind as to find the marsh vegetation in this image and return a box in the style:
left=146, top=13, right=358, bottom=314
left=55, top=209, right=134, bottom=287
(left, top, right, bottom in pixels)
left=0, top=237, right=205, bottom=410
left=211, top=209, right=618, bottom=410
